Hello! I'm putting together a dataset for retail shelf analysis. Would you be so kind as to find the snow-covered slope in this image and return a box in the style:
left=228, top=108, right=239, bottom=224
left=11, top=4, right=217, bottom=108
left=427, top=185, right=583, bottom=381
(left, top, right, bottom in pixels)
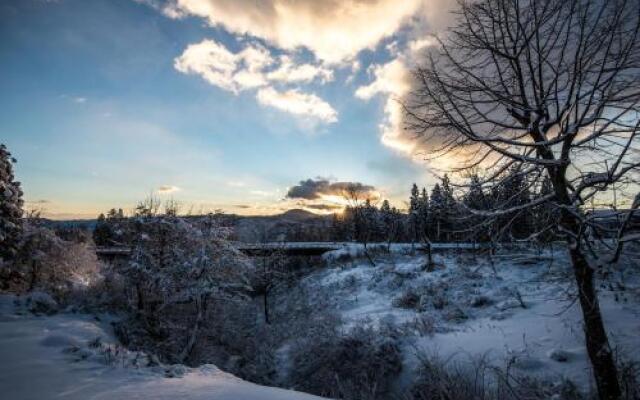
left=308, top=248, right=640, bottom=391
left=0, top=295, right=326, bottom=400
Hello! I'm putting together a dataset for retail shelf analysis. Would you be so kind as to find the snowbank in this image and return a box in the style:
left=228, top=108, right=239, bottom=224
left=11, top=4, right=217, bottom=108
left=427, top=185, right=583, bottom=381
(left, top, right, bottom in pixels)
left=0, top=295, right=326, bottom=400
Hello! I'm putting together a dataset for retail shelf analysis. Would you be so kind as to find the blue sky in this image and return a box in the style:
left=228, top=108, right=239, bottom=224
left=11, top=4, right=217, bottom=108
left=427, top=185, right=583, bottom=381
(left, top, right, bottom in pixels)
left=0, top=0, right=451, bottom=218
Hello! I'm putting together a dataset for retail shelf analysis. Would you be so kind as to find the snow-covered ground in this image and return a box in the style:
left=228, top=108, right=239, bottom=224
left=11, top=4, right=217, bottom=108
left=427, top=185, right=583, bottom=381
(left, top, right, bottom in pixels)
left=0, top=295, right=326, bottom=400
left=308, top=247, right=640, bottom=392
left=1, top=247, right=637, bottom=399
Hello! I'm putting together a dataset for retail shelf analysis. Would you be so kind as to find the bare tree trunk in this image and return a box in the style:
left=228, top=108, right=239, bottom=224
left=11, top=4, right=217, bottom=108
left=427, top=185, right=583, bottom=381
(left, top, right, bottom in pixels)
left=570, top=247, right=620, bottom=400
left=561, top=210, right=621, bottom=400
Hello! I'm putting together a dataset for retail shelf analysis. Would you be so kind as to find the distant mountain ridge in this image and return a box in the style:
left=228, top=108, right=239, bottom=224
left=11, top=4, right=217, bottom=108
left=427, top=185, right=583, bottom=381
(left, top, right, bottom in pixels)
left=38, top=209, right=331, bottom=242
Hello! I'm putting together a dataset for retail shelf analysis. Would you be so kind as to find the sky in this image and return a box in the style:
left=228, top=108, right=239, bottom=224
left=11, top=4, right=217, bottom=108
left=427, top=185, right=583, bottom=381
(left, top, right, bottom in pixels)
left=0, top=0, right=456, bottom=219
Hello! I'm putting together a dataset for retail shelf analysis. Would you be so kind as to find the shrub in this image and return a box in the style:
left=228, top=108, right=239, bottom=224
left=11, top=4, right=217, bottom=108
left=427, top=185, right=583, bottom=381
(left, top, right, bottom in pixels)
left=393, top=288, right=421, bottom=309
left=407, top=353, right=591, bottom=400
left=289, top=325, right=403, bottom=400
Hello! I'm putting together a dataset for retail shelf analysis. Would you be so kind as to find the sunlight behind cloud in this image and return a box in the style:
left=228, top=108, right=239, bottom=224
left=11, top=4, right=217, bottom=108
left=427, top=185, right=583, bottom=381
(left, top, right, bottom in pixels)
left=164, top=0, right=424, bottom=64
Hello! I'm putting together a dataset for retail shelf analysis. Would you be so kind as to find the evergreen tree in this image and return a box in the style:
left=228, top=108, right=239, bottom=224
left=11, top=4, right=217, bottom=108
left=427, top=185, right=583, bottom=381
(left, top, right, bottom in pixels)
left=440, top=174, right=457, bottom=241
left=418, top=187, right=429, bottom=241
left=0, top=144, right=24, bottom=263
left=408, top=183, right=420, bottom=242
left=429, top=184, right=444, bottom=241
left=463, top=174, right=490, bottom=242
left=93, top=213, right=112, bottom=246
left=464, top=175, right=487, bottom=210
left=493, top=167, right=532, bottom=240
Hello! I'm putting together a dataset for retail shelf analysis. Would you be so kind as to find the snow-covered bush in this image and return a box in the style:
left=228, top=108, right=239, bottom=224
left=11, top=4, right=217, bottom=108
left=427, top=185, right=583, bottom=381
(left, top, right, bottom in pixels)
left=6, top=222, right=100, bottom=299
left=289, top=325, right=403, bottom=400
left=114, top=214, right=253, bottom=364
left=24, top=291, right=58, bottom=315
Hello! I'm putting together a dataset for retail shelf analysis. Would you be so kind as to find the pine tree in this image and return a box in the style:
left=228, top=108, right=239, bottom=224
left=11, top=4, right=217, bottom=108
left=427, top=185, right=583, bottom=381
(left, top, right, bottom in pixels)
left=408, top=183, right=420, bottom=242
left=463, top=174, right=490, bottom=242
left=93, top=213, right=112, bottom=246
left=440, top=174, right=457, bottom=241
left=418, top=187, right=429, bottom=240
left=493, top=167, right=532, bottom=240
left=378, top=199, right=391, bottom=241
left=429, top=184, right=444, bottom=241
left=0, top=144, right=24, bottom=263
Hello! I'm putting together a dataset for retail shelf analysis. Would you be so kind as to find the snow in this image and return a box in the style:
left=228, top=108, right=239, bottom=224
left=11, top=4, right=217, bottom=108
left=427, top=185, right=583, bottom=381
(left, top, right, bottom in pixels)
left=1, top=246, right=638, bottom=398
left=304, top=248, right=640, bottom=392
left=0, top=295, right=326, bottom=400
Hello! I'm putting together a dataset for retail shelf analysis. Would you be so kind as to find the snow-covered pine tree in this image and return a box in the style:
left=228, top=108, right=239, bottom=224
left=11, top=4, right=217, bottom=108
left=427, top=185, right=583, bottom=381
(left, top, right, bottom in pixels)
left=0, top=144, right=24, bottom=263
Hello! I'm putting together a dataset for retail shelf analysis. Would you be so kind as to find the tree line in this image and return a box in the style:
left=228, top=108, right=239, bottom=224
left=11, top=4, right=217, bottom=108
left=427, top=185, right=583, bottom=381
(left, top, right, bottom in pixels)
left=331, top=170, right=558, bottom=245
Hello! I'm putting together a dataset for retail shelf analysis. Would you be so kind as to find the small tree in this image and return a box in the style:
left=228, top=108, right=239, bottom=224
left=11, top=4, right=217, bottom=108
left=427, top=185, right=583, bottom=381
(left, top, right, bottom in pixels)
left=121, top=210, right=252, bottom=362
left=406, top=0, right=640, bottom=397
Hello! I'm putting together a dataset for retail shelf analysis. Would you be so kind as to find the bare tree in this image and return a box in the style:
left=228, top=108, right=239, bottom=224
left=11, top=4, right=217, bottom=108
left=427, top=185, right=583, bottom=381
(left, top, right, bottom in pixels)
left=405, top=0, right=640, bottom=398
left=251, top=245, right=289, bottom=325
left=341, top=184, right=377, bottom=266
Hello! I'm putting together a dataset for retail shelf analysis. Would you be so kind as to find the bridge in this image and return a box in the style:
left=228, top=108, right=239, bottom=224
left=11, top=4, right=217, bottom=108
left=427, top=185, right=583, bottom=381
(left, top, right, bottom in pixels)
left=95, top=242, right=487, bottom=261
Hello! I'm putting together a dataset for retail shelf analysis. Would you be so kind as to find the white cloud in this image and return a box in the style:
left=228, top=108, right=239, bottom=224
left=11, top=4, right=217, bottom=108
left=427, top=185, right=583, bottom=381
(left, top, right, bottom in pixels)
left=408, top=36, right=438, bottom=52
left=355, top=59, right=409, bottom=101
left=256, top=87, right=338, bottom=123
left=157, top=185, right=181, bottom=194
left=174, top=39, right=272, bottom=93
left=354, top=33, right=441, bottom=157
left=226, top=180, right=246, bottom=188
left=164, top=0, right=458, bottom=137
left=174, top=39, right=338, bottom=123
left=175, top=39, right=335, bottom=92
left=162, top=0, right=425, bottom=64
left=250, top=189, right=274, bottom=197
left=266, top=56, right=333, bottom=84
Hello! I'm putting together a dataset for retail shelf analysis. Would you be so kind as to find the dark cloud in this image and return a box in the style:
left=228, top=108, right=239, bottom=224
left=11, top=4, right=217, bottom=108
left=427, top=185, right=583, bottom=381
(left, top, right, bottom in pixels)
left=302, top=203, right=343, bottom=211
left=286, top=178, right=379, bottom=200
left=233, top=204, right=252, bottom=209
